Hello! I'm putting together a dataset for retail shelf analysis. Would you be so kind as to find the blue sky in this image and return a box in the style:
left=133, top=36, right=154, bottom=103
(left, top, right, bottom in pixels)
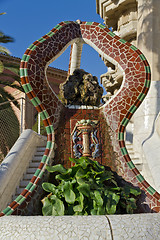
left=0, top=0, right=107, bottom=83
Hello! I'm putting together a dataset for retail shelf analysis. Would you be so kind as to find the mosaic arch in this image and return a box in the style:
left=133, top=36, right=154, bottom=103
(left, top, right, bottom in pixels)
left=1, top=20, right=160, bottom=216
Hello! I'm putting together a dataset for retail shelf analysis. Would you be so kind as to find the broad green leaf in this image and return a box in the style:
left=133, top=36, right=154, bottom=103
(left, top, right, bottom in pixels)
left=77, top=183, right=90, bottom=197
left=42, top=182, right=56, bottom=193
left=56, top=173, right=71, bottom=181
left=42, top=197, right=52, bottom=216
left=92, top=160, right=105, bottom=172
left=129, top=187, right=141, bottom=196
left=97, top=206, right=105, bottom=215
left=50, top=195, right=65, bottom=216
left=0, top=61, right=4, bottom=73
left=94, top=190, right=103, bottom=206
left=105, top=192, right=120, bottom=214
left=76, top=167, right=88, bottom=178
left=64, top=182, right=75, bottom=204
left=73, top=204, right=83, bottom=212
left=76, top=193, right=84, bottom=209
left=46, top=164, right=67, bottom=174
left=126, top=198, right=137, bottom=212
left=77, top=177, right=86, bottom=185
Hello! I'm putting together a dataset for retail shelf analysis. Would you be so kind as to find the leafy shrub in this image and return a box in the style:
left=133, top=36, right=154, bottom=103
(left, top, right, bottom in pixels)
left=41, top=157, right=141, bottom=216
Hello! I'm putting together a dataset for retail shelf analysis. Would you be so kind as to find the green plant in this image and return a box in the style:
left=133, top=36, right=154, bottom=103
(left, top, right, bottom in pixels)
left=42, top=157, right=141, bottom=216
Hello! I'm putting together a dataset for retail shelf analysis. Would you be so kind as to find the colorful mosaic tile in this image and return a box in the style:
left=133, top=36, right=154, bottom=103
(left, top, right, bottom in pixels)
left=1, top=20, right=160, bottom=217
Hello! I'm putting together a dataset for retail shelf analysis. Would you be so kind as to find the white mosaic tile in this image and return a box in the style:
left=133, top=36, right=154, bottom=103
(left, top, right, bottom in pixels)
left=0, top=216, right=111, bottom=240
left=107, top=213, right=160, bottom=240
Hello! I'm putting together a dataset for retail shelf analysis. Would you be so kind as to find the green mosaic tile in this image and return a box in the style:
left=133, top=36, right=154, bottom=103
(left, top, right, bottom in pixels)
left=46, top=156, right=51, bottom=165
left=118, top=132, right=124, bottom=141
left=46, top=126, right=52, bottom=134
left=127, top=161, right=135, bottom=170
left=18, top=196, right=26, bottom=205
left=23, top=83, right=33, bottom=93
left=24, top=68, right=28, bottom=77
left=38, top=37, right=46, bottom=43
left=31, top=98, right=38, bottom=107
left=46, top=124, right=54, bottom=133
left=31, top=97, right=41, bottom=107
left=130, top=45, right=137, bottom=51
left=6, top=208, right=14, bottom=216
left=145, top=79, right=151, bottom=88
left=39, top=171, right=45, bottom=178
left=34, top=168, right=41, bottom=177
left=129, top=104, right=137, bottom=114
left=119, top=39, right=127, bottom=44
left=15, top=194, right=23, bottom=202
left=50, top=125, right=54, bottom=132
left=98, top=24, right=106, bottom=29
left=25, top=55, right=30, bottom=62
left=28, top=44, right=37, bottom=51
left=108, top=31, right=115, bottom=37
left=64, top=21, right=71, bottom=24
left=41, top=155, right=47, bottom=163
left=29, top=184, right=36, bottom=192
left=138, top=93, right=146, bottom=102
left=22, top=54, right=28, bottom=61
left=40, top=110, right=49, bottom=120
left=25, top=182, right=33, bottom=191
left=86, top=22, right=93, bottom=25
left=136, top=174, right=145, bottom=183
left=54, top=24, right=62, bottom=30
left=139, top=54, right=146, bottom=61
left=145, top=66, right=151, bottom=73
left=2, top=206, right=11, bottom=214
left=121, top=147, right=128, bottom=156
left=147, top=186, right=156, bottom=195
left=121, top=117, right=129, bottom=126
left=20, top=68, right=28, bottom=77
left=47, top=31, right=54, bottom=37
left=46, top=141, right=52, bottom=149
left=20, top=68, right=25, bottom=77
left=28, top=43, right=34, bottom=49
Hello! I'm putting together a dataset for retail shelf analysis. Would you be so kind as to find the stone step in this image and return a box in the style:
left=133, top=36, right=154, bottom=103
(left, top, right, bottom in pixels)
left=10, top=142, right=47, bottom=203
left=23, top=173, right=34, bottom=180
left=26, top=167, right=37, bottom=174
left=134, top=163, right=143, bottom=172
left=126, top=144, right=134, bottom=151
left=36, top=147, right=46, bottom=152
left=14, top=187, right=24, bottom=196
left=19, top=180, right=30, bottom=188
left=32, top=156, right=43, bottom=162
left=29, top=161, right=39, bottom=168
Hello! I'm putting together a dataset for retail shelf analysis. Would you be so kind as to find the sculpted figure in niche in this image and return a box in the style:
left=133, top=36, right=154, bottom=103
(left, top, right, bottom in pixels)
left=59, top=69, right=103, bottom=106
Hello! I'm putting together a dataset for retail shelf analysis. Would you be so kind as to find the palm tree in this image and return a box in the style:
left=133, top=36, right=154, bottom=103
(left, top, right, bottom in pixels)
left=0, top=13, right=24, bottom=162
left=0, top=12, right=14, bottom=73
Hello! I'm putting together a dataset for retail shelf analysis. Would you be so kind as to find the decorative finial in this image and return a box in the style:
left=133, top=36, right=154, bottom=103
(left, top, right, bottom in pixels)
left=76, top=19, right=82, bottom=24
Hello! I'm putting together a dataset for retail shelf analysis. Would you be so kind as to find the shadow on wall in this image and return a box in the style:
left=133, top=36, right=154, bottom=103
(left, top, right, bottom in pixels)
left=138, top=0, right=160, bottom=82
left=138, top=0, right=160, bottom=139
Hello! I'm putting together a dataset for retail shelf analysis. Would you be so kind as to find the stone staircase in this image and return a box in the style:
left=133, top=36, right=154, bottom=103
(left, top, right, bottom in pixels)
left=12, top=144, right=46, bottom=200
left=125, top=142, right=143, bottom=172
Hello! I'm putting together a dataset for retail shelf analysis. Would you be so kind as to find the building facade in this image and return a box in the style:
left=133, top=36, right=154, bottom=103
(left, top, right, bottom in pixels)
left=96, top=0, right=160, bottom=192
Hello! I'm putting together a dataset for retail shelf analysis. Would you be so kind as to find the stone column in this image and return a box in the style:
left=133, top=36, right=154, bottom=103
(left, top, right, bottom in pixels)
left=77, top=125, right=93, bottom=157
left=132, top=0, right=160, bottom=189
left=133, top=0, right=160, bottom=152
left=68, top=40, right=83, bottom=76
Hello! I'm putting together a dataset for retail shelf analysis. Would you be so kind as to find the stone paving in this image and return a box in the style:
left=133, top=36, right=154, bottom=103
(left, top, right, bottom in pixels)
left=0, top=214, right=160, bottom=239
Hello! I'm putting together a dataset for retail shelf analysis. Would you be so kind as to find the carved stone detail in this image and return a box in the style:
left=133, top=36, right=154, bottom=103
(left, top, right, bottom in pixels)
left=101, top=66, right=123, bottom=102
left=72, top=119, right=100, bottom=159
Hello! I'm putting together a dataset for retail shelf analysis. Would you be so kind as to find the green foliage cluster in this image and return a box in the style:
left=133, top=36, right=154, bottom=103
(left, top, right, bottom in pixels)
left=42, top=157, right=141, bottom=216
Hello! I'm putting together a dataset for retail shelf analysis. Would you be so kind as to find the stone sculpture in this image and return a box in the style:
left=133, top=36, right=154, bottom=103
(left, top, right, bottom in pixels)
left=59, top=69, right=103, bottom=106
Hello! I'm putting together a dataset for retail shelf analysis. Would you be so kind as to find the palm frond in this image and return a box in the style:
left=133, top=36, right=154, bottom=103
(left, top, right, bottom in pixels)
left=0, top=46, right=11, bottom=55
